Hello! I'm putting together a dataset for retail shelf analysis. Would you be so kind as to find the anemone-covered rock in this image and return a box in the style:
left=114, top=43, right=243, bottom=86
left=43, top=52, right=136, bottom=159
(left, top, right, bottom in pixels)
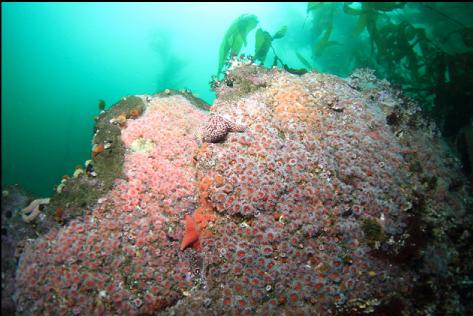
left=13, top=64, right=473, bottom=316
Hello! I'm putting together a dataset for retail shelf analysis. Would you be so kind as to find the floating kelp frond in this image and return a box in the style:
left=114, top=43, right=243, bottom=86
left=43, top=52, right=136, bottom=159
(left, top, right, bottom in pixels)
left=218, top=14, right=258, bottom=75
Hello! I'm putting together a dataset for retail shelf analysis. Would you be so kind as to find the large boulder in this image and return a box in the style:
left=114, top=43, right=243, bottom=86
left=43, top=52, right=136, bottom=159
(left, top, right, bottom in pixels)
left=13, top=64, right=473, bottom=315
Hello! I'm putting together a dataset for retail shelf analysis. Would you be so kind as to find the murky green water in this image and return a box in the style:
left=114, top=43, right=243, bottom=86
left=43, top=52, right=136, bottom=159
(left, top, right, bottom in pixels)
left=2, top=3, right=473, bottom=196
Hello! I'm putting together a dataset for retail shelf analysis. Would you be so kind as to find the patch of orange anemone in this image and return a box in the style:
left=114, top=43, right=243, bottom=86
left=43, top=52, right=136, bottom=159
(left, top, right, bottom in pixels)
left=129, top=108, right=142, bottom=118
left=181, top=176, right=218, bottom=251
left=214, top=174, right=224, bottom=187
left=192, top=143, right=209, bottom=164
left=194, top=206, right=216, bottom=232
left=194, top=176, right=217, bottom=230
left=54, top=207, right=64, bottom=223
left=199, top=176, right=212, bottom=200
left=271, top=84, right=319, bottom=124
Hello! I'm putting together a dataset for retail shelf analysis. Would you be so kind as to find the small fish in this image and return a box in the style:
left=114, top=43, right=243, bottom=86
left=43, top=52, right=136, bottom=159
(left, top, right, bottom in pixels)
left=98, top=99, right=106, bottom=111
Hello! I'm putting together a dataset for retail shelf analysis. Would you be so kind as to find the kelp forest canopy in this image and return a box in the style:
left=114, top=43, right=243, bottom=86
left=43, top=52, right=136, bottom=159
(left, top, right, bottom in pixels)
left=215, top=2, right=473, bottom=180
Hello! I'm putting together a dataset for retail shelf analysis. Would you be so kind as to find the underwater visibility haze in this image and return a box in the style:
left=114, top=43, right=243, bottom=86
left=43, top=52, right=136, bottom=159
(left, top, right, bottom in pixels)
left=3, top=2, right=294, bottom=196
left=2, top=2, right=473, bottom=315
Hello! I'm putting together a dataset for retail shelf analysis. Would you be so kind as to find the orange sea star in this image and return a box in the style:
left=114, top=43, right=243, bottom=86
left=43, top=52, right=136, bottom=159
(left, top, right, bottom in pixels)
left=180, top=214, right=200, bottom=251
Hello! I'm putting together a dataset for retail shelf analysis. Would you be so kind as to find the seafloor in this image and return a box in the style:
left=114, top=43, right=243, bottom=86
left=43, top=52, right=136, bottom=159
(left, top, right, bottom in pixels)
left=3, top=61, right=473, bottom=315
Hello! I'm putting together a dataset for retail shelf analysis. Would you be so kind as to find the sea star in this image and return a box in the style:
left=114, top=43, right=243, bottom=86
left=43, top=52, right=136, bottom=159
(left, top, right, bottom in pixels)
left=202, top=115, right=246, bottom=143
left=180, top=214, right=200, bottom=251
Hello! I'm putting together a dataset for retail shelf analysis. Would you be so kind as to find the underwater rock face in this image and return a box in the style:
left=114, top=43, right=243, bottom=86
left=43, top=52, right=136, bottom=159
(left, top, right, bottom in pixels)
left=1, top=185, right=37, bottom=315
left=13, top=65, right=472, bottom=315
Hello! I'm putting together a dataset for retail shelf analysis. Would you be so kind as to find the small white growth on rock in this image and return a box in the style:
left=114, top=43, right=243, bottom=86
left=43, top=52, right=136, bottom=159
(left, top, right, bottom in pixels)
left=73, top=168, right=84, bottom=178
left=57, top=183, right=65, bottom=194
left=130, top=137, right=156, bottom=154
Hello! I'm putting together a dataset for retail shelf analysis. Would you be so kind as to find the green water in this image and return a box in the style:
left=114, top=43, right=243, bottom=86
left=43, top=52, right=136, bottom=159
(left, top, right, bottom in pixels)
left=2, top=2, right=473, bottom=196
left=1, top=3, right=300, bottom=196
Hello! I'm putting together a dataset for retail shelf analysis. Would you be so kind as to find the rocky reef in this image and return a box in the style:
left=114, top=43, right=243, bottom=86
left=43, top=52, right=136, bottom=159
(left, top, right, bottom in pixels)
left=11, top=63, right=473, bottom=315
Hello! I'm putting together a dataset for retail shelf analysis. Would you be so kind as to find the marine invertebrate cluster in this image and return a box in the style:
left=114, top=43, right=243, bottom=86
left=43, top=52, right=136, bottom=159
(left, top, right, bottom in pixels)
left=13, top=65, right=472, bottom=315
left=15, top=95, right=206, bottom=315
left=180, top=70, right=417, bottom=314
